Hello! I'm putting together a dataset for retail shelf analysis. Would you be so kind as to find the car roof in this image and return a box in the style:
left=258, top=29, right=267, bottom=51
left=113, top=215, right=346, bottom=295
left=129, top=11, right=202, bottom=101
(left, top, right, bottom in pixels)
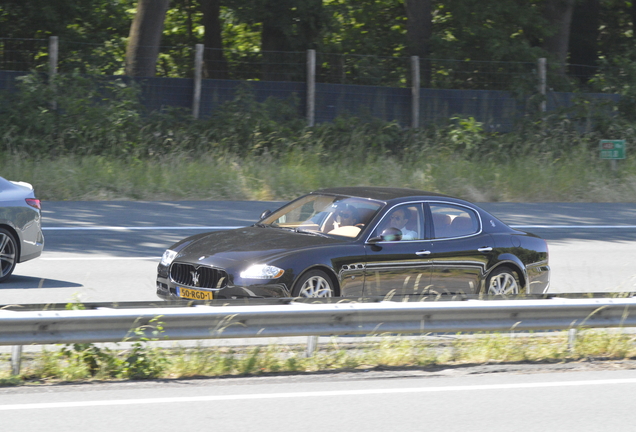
left=313, top=186, right=453, bottom=202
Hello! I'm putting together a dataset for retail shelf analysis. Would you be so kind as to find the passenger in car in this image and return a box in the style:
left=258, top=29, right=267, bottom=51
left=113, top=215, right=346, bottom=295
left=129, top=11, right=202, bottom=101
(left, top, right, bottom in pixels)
left=335, top=204, right=360, bottom=228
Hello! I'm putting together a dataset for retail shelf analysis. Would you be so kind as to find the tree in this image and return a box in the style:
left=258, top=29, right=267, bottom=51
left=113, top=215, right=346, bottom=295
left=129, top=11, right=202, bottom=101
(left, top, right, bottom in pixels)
left=125, top=0, right=171, bottom=77
left=541, top=0, right=576, bottom=74
left=260, top=0, right=323, bottom=80
left=405, top=0, right=432, bottom=86
left=201, top=0, right=228, bottom=78
left=0, top=0, right=133, bottom=73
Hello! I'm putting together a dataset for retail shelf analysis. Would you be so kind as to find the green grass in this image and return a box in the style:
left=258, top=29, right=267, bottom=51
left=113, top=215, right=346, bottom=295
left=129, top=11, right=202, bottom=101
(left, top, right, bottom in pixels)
left=2, top=146, right=635, bottom=202
left=1, top=330, right=635, bottom=386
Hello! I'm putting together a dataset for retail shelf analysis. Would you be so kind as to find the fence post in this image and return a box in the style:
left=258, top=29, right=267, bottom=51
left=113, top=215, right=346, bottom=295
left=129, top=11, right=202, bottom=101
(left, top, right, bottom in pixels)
left=411, top=56, right=420, bottom=129
left=307, top=49, right=316, bottom=127
left=538, top=57, right=547, bottom=114
left=567, top=328, right=577, bottom=352
left=49, top=36, right=58, bottom=110
left=192, top=44, right=204, bottom=119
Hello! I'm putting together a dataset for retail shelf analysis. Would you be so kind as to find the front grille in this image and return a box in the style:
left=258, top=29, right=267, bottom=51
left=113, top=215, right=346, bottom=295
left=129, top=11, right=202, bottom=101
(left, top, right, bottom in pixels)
left=170, top=263, right=228, bottom=289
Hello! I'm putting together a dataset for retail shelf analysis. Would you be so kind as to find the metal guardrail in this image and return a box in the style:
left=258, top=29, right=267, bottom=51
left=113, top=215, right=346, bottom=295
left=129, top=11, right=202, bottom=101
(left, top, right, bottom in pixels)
left=1, top=297, right=636, bottom=346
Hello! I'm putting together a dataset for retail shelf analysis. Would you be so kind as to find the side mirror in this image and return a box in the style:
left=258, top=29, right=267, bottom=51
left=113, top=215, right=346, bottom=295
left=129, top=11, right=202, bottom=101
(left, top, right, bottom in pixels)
left=381, top=227, right=403, bottom=242
left=259, top=209, right=272, bottom=220
left=367, top=227, right=403, bottom=243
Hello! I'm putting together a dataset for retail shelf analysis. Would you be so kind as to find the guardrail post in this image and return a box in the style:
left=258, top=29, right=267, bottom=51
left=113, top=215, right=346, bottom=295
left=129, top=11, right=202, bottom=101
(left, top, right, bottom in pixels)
left=567, top=328, right=577, bottom=352
left=306, top=335, right=318, bottom=357
left=11, top=345, right=22, bottom=376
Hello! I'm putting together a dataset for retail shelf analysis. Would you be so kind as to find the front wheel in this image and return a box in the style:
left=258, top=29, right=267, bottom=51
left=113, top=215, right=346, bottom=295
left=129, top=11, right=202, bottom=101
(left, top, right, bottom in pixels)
left=292, top=270, right=335, bottom=298
left=0, top=228, right=17, bottom=282
left=485, top=267, right=522, bottom=295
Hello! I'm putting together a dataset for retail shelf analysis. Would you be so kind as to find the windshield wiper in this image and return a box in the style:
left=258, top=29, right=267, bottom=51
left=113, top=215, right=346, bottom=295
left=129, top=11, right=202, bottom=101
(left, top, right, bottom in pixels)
left=295, top=228, right=329, bottom=238
left=255, top=222, right=279, bottom=228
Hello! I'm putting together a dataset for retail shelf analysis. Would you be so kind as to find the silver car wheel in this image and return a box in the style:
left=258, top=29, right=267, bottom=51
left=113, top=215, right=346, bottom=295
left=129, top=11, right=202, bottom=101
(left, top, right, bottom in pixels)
left=0, top=229, right=17, bottom=282
left=295, top=272, right=334, bottom=298
left=487, top=269, right=520, bottom=295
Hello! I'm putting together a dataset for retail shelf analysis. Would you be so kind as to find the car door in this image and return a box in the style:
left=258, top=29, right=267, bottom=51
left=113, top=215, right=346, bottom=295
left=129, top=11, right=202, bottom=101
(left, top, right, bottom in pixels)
left=427, top=202, right=495, bottom=295
left=362, top=203, right=433, bottom=297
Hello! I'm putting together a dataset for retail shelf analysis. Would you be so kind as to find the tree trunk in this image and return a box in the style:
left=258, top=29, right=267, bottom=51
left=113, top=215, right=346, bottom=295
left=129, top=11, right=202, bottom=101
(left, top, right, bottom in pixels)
left=631, top=1, right=636, bottom=34
left=568, top=0, right=599, bottom=81
left=125, top=0, right=170, bottom=77
left=201, top=0, right=228, bottom=79
left=542, top=0, right=576, bottom=74
left=405, top=0, right=432, bottom=87
left=261, top=1, right=292, bottom=81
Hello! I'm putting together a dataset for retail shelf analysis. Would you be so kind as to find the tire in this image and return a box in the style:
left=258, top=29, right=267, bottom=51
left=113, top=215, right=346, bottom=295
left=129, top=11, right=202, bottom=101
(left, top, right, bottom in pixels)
left=0, top=228, right=18, bottom=283
left=292, top=270, right=335, bottom=298
left=485, top=267, right=522, bottom=295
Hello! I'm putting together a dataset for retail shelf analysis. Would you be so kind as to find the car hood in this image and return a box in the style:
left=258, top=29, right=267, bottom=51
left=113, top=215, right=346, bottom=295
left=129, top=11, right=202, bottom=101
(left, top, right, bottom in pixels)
left=175, top=226, right=349, bottom=267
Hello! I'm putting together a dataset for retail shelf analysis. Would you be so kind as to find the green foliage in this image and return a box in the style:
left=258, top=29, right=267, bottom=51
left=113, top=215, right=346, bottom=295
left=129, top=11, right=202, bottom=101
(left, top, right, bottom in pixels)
left=432, top=0, right=549, bottom=62
left=6, top=330, right=636, bottom=385
left=446, top=116, right=485, bottom=153
left=592, top=52, right=636, bottom=120
left=0, top=72, right=143, bottom=157
left=120, top=317, right=168, bottom=379
left=2, top=0, right=636, bottom=94
left=200, top=84, right=305, bottom=156
left=0, top=0, right=133, bottom=41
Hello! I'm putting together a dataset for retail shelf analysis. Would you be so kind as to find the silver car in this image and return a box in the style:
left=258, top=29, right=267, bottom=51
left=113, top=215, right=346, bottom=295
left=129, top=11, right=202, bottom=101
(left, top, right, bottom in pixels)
left=0, top=176, right=44, bottom=281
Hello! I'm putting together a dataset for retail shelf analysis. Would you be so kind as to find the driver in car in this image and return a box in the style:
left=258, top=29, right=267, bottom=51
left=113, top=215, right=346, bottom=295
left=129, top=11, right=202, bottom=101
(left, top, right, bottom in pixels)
left=387, top=207, right=418, bottom=240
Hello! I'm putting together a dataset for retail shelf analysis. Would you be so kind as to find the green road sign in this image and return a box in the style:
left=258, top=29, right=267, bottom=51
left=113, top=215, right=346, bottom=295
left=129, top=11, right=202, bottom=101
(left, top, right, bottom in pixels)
left=600, top=140, right=626, bottom=160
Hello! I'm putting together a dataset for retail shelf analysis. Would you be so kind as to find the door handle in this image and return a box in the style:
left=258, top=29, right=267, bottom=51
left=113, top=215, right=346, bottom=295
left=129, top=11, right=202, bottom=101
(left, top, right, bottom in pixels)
left=416, top=250, right=431, bottom=256
left=478, top=247, right=493, bottom=252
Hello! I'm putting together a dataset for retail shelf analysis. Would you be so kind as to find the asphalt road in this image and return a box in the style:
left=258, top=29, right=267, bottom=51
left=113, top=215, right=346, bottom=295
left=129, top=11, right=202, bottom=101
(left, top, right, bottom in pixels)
left=2, top=201, right=636, bottom=304
left=2, top=366, right=636, bottom=432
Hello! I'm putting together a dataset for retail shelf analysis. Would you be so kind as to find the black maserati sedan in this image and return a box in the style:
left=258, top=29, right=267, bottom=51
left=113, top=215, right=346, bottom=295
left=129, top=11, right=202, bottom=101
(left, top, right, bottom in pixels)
left=156, top=187, right=550, bottom=300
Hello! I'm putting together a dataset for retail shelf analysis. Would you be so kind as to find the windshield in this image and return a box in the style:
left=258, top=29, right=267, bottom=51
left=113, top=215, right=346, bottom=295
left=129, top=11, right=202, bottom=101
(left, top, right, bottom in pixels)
left=260, top=194, right=383, bottom=238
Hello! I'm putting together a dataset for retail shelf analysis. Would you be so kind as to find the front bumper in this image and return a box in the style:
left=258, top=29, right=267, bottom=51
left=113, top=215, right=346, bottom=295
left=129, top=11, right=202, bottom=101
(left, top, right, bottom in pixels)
left=156, top=276, right=291, bottom=300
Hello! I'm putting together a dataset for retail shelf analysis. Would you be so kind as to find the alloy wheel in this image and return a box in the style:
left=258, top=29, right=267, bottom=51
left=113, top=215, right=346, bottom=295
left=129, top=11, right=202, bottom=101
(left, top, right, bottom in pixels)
left=487, top=271, right=519, bottom=295
left=0, top=231, right=17, bottom=281
left=298, top=275, right=334, bottom=298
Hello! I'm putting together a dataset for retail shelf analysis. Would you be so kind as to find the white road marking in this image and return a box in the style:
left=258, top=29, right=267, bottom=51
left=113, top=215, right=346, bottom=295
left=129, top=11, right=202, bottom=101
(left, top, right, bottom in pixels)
left=512, top=225, right=636, bottom=229
left=2, top=378, right=636, bottom=411
left=40, top=256, right=159, bottom=261
left=42, top=226, right=242, bottom=231
left=39, top=225, right=636, bottom=231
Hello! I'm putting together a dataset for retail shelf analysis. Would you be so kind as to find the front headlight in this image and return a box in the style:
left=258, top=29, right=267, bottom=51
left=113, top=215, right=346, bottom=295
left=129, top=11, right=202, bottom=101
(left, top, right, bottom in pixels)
left=240, top=264, right=284, bottom=279
left=160, top=249, right=178, bottom=267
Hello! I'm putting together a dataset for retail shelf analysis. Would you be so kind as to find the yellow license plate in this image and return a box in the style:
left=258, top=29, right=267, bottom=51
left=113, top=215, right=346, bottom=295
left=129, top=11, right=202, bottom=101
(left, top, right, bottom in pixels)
left=178, top=287, right=214, bottom=300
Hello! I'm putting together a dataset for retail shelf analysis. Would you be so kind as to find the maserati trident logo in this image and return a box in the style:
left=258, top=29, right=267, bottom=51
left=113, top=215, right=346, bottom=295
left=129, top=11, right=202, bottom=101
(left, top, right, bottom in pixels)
left=190, top=270, right=200, bottom=287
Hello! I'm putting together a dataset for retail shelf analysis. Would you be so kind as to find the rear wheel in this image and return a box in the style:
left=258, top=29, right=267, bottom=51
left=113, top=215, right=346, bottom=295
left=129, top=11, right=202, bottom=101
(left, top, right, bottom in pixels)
left=292, top=270, right=335, bottom=298
left=485, top=267, right=522, bottom=295
left=0, top=228, right=17, bottom=282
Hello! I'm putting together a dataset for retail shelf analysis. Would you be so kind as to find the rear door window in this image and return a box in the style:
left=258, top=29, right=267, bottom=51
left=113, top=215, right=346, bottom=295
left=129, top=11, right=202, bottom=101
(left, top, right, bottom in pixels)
left=430, top=203, right=480, bottom=238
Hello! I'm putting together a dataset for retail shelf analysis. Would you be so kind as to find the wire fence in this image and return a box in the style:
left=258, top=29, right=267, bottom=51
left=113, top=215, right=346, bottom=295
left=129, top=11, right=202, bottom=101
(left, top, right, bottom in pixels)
left=0, top=37, right=622, bottom=130
left=1, top=37, right=612, bottom=92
